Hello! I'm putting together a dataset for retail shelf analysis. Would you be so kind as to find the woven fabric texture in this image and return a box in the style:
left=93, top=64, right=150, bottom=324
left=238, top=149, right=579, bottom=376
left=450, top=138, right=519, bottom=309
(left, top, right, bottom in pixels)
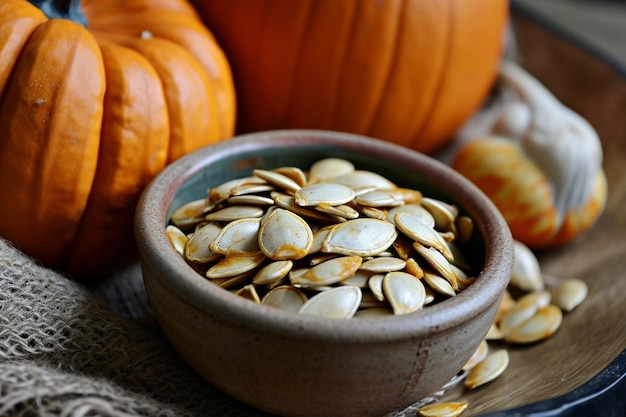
left=0, top=238, right=270, bottom=417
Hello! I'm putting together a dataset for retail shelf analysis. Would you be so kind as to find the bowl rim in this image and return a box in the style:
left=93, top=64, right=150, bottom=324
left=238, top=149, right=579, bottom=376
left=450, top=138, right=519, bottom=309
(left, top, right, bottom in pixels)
left=135, top=129, right=513, bottom=343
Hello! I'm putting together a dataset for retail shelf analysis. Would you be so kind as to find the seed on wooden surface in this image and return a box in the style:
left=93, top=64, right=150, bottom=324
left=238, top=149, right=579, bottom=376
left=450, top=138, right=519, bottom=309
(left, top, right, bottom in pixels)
left=463, top=340, right=488, bottom=371
left=499, top=290, right=551, bottom=335
left=322, top=218, right=397, bottom=257
left=495, top=290, right=516, bottom=324
left=417, top=400, right=469, bottom=417
left=551, top=278, right=588, bottom=312
left=166, top=225, right=188, bottom=256
left=464, top=349, right=509, bottom=389
left=485, top=323, right=504, bottom=340
left=511, top=240, right=545, bottom=291
left=261, top=285, right=308, bottom=312
left=383, top=271, right=426, bottom=315
left=505, top=304, right=563, bottom=344
left=298, top=286, right=362, bottom=319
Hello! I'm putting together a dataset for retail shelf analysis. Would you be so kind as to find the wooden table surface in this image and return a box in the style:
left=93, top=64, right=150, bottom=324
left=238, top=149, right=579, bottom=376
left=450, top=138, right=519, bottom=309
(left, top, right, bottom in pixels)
left=458, top=8, right=626, bottom=417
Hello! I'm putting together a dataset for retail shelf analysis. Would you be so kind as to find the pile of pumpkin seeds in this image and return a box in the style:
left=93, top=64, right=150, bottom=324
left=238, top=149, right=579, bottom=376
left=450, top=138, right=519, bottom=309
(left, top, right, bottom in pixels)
left=408, top=240, right=588, bottom=417
left=166, top=157, right=479, bottom=319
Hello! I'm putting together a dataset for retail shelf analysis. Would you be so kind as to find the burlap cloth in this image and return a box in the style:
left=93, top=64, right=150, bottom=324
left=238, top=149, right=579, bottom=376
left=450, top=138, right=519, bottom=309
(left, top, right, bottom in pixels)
left=0, top=238, right=274, bottom=417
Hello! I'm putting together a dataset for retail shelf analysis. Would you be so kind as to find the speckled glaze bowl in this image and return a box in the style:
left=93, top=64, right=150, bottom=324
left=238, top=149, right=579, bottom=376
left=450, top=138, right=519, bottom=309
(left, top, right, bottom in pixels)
left=135, top=130, right=513, bottom=417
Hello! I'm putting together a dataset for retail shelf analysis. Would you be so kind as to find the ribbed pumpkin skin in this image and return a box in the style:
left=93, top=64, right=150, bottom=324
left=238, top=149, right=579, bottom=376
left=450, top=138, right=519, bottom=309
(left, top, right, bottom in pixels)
left=0, top=0, right=235, bottom=279
left=191, top=0, right=508, bottom=155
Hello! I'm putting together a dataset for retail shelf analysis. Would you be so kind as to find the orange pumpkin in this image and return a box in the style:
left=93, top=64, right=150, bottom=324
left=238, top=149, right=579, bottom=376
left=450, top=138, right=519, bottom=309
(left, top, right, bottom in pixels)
left=0, top=0, right=235, bottom=278
left=190, top=0, right=508, bottom=155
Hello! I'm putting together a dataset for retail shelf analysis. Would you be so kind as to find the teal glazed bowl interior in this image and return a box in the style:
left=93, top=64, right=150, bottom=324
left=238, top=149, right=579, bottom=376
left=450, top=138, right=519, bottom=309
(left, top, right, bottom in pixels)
left=135, top=130, right=513, bottom=417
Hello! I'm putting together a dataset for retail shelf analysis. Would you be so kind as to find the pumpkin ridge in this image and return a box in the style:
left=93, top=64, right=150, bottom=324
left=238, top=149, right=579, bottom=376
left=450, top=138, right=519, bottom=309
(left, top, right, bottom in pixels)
left=327, top=0, right=357, bottom=128
left=283, top=0, right=314, bottom=127
left=360, top=0, right=405, bottom=137
left=409, top=0, right=454, bottom=147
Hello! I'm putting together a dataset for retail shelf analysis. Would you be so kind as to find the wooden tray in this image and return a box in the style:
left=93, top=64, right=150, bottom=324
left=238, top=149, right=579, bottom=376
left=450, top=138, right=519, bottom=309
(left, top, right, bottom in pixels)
left=460, top=3, right=626, bottom=416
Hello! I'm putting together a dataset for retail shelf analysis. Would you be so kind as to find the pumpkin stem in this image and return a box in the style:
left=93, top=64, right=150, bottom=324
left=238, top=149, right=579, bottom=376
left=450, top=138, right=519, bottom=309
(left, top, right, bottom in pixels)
left=28, top=0, right=88, bottom=27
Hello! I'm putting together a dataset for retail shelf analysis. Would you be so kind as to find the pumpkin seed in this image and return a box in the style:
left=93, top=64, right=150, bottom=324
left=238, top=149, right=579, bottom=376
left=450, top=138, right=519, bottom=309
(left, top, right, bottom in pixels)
left=166, top=225, right=188, bottom=256
left=464, top=349, right=509, bottom=389
left=551, top=278, right=588, bottom=312
left=252, top=260, right=294, bottom=286
left=383, top=271, right=426, bottom=315
left=322, top=218, right=397, bottom=257
left=511, top=240, right=545, bottom=291
left=290, top=256, right=362, bottom=287
left=308, top=157, right=355, bottom=183
left=184, top=222, right=223, bottom=264
left=206, top=253, right=266, bottom=279
left=261, top=285, right=308, bottom=312
left=355, top=190, right=402, bottom=207
left=166, top=158, right=480, bottom=321
left=205, top=205, right=265, bottom=222
left=359, top=257, right=406, bottom=273
left=209, top=218, right=261, bottom=256
left=505, top=304, right=563, bottom=344
left=258, top=208, right=313, bottom=260
left=170, top=198, right=207, bottom=230
left=417, top=400, right=469, bottom=417
left=294, top=183, right=355, bottom=207
left=298, top=286, right=362, bottom=319
left=332, top=170, right=396, bottom=190
left=253, top=168, right=302, bottom=193
left=462, top=340, right=488, bottom=371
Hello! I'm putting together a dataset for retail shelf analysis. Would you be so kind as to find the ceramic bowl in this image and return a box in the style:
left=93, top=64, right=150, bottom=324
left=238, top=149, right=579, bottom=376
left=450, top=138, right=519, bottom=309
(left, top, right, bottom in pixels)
left=135, top=130, right=513, bottom=417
